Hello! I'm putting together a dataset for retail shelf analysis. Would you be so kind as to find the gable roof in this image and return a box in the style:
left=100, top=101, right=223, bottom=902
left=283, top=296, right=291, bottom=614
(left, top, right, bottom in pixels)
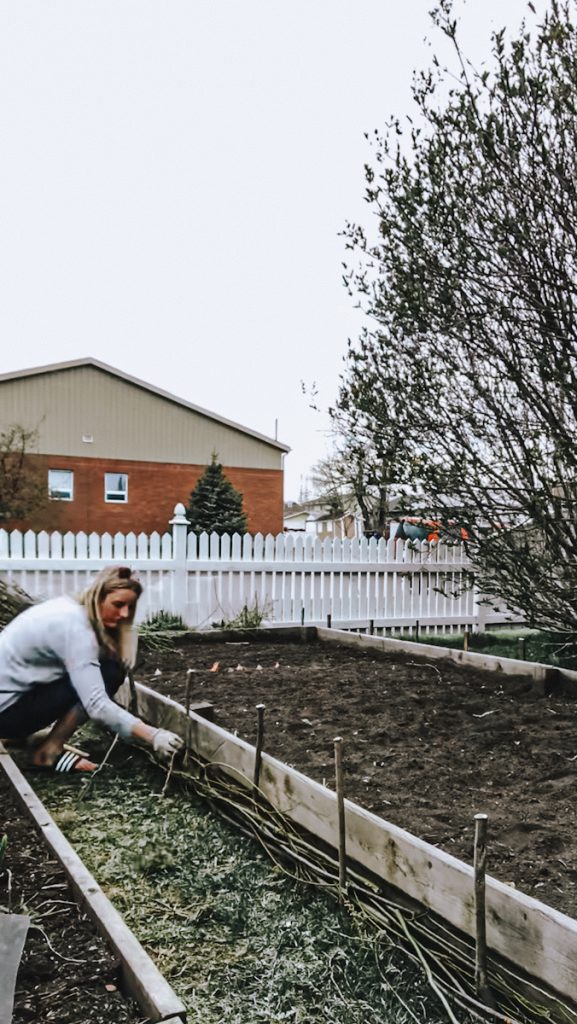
left=0, top=357, right=290, bottom=454
left=283, top=508, right=311, bottom=522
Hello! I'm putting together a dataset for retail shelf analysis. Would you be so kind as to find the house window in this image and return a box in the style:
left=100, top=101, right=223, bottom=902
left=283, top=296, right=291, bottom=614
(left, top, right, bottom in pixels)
left=104, top=473, right=128, bottom=503
left=48, top=469, right=74, bottom=501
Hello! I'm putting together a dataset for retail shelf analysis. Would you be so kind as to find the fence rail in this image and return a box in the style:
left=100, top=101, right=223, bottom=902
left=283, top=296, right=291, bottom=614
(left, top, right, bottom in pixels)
left=0, top=504, right=513, bottom=633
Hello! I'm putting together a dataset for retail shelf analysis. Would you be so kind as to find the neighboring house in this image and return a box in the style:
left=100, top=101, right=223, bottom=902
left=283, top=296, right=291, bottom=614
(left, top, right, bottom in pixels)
left=0, top=358, right=289, bottom=535
left=306, top=509, right=360, bottom=540
left=282, top=505, right=311, bottom=533
left=283, top=501, right=361, bottom=539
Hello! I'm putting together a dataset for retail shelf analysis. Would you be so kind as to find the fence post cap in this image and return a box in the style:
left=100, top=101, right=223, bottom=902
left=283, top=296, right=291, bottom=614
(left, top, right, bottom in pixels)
left=170, top=503, right=189, bottom=525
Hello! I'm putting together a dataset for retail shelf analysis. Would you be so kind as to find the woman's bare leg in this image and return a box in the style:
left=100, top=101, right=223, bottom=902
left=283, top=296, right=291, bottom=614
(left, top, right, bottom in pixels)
left=31, top=704, right=88, bottom=766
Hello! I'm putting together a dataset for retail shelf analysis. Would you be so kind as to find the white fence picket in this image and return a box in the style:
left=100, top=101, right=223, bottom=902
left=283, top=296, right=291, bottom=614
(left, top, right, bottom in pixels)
left=253, top=533, right=264, bottom=561
left=198, top=533, right=209, bottom=560
left=37, top=532, right=50, bottom=558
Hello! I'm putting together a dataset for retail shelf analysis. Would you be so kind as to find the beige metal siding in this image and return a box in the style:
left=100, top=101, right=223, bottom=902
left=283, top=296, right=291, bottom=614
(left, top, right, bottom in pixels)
left=0, top=366, right=283, bottom=469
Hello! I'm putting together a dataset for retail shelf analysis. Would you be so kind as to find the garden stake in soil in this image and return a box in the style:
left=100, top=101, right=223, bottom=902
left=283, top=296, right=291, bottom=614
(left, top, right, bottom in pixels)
left=184, top=671, right=193, bottom=767
left=474, top=813, right=495, bottom=1008
left=253, top=703, right=265, bottom=792
left=334, top=736, right=347, bottom=893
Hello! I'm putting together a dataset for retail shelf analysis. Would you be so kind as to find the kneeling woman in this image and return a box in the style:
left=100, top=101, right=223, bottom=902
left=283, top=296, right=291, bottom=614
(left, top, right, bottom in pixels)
left=0, top=566, right=183, bottom=772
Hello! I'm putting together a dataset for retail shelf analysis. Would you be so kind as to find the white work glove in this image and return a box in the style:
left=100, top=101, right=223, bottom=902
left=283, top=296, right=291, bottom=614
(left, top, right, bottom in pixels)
left=151, top=728, right=184, bottom=762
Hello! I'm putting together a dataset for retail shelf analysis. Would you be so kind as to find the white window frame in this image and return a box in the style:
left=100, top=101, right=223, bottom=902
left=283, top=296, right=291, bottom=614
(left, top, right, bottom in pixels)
left=48, top=469, right=74, bottom=501
left=104, top=472, right=128, bottom=503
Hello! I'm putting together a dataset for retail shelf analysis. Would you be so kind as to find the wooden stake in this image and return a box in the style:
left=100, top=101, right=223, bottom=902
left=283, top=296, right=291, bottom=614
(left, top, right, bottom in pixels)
left=474, top=813, right=494, bottom=1006
left=327, top=613, right=332, bottom=629
left=334, top=736, right=347, bottom=893
left=300, top=606, right=305, bottom=626
left=518, top=636, right=527, bottom=660
left=127, top=668, right=138, bottom=715
left=369, top=619, right=374, bottom=635
left=184, top=673, right=193, bottom=766
left=253, top=703, right=266, bottom=791
left=464, top=630, right=471, bottom=652
left=415, top=619, right=420, bottom=642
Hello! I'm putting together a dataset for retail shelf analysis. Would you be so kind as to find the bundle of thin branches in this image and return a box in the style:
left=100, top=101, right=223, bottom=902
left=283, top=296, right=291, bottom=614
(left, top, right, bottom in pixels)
left=165, top=752, right=576, bottom=1024
left=0, top=578, right=34, bottom=630
left=136, top=627, right=177, bottom=654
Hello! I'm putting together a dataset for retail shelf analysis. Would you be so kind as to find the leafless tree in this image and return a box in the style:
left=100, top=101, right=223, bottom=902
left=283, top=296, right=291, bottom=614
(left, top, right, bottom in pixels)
left=339, top=1, right=577, bottom=638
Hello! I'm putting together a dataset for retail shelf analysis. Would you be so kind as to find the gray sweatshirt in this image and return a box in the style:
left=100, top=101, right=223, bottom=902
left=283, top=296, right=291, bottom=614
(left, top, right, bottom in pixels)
left=0, top=595, right=139, bottom=737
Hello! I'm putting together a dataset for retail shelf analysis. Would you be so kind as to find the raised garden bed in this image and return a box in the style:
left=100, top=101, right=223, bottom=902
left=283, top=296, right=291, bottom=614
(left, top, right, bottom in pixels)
left=136, top=629, right=577, bottom=918
left=0, top=771, right=147, bottom=1024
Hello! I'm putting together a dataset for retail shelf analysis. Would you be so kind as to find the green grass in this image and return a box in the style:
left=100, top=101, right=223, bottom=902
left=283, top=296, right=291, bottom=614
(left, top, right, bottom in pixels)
left=30, top=727, right=471, bottom=1024
left=412, top=629, right=577, bottom=668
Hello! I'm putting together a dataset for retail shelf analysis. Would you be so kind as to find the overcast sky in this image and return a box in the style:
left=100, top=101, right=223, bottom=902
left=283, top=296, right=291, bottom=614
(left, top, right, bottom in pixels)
left=0, top=1, right=546, bottom=501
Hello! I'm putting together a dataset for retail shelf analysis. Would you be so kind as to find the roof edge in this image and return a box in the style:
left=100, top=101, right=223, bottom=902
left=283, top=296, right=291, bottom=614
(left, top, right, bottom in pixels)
left=0, top=357, right=291, bottom=453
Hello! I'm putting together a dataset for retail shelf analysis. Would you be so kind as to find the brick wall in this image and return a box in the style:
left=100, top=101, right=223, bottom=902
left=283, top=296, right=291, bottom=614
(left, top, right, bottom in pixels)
left=6, top=454, right=284, bottom=536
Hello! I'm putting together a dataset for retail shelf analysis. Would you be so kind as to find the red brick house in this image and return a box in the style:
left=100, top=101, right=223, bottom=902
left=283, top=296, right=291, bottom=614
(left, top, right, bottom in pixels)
left=0, top=358, right=289, bottom=535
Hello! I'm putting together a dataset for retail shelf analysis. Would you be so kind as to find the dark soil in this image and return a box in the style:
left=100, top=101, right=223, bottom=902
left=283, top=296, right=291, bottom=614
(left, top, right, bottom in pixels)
left=0, top=773, right=147, bottom=1024
left=137, top=631, right=577, bottom=919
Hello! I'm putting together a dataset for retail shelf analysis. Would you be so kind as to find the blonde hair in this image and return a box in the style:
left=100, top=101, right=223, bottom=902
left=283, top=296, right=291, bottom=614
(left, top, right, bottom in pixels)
left=77, top=565, right=142, bottom=668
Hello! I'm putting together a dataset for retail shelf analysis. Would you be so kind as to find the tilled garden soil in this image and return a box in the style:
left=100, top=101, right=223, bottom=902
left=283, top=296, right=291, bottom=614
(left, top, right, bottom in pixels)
left=0, top=773, right=147, bottom=1024
left=137, top=631, right=577, bottom=919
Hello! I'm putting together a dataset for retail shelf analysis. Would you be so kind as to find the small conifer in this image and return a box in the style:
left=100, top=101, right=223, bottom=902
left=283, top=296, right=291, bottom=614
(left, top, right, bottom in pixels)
left=186, top=453, right=248, bottom=536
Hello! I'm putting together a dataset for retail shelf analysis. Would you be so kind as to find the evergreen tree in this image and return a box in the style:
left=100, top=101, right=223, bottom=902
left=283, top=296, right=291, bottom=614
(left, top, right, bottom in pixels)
left=186, top=453, right=248, bottom=536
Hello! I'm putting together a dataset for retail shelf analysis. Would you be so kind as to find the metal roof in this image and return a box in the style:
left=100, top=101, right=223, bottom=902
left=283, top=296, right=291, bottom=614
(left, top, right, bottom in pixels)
left=0, top=357, right=290, bottom=453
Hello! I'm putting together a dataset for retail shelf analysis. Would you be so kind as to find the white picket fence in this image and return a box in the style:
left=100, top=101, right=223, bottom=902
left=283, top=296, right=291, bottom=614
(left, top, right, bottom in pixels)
left=0, top=504, right=510, bottom=633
